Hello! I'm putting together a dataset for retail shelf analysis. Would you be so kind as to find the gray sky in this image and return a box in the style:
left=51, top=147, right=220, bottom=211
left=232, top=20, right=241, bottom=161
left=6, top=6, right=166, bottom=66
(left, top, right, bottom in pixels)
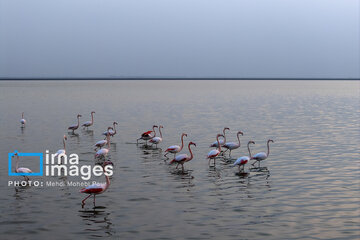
left=0, top=0, right=359, bottom=79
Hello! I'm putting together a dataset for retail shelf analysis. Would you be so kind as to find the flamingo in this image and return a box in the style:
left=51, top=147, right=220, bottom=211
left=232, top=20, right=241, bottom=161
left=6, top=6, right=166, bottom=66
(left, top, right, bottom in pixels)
left=20, top=112, right=26, bottom=128
left=82, top=111, right=95, bottom=129
left=149, top=125, right=163, bottom=148
left=251, top=139, right=274, bottom=168
left=80, top=161, right=113, bottom=208
left=103, top=122, right=118, bottom=137
left=136, top=125, right=158, bottom=146
left=169, top=142, right=196, bottom=173
left=94, top=127, right=112, bottom=150
left=164, top=133, right=187, bottom=158
left=12, top=151, right=32, bottom=181
left=54, top=135, right=67, bottom=160
left=210, top=127, right=230, bottom=147
left=207, top=134, right=224, bottom=166
left=68, top=114, right=82, bottom=133
left=233, top=141, right=255, bottom=173
left=223, top=131, right=244, bottom=157
left=95, top=134, right=111, bottom=159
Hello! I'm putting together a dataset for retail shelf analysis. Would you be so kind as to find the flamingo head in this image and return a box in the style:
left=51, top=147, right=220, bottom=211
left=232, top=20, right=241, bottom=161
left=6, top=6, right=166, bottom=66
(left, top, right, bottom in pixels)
left=63, top=135, right=67, bottom=140
left=108, top=126, right=113, bottom=130
left=268, top=139, right=274, bottom=143
left=238, top=131, right=244, bottom=136
left=182, top=133, right=188, bottom=137
left=77, top=114, right=82, bottom=118
left=113, top=121, right=118, bottom=125
left=217, top=134, right=224, bottom=139
left=248, top=140, right=255, bottom=145
left=189, top=141, right=196, bottom=147
left=159, top=125, right=164, bottom=129
left=153, top=125, right=158, bottom=129
left=223, top=127, right=230, bottom=133
left=91, top=111, right=95, bottom=114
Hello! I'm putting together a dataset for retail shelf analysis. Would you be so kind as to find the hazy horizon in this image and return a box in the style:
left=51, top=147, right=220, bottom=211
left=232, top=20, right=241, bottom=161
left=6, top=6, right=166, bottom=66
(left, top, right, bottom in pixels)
left=1, top=0, right=359, bottom=79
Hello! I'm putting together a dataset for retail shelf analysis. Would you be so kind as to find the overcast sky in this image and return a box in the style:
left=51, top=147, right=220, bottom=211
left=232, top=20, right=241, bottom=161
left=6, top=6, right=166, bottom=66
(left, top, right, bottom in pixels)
left=0, top=0, right=359, bottom=79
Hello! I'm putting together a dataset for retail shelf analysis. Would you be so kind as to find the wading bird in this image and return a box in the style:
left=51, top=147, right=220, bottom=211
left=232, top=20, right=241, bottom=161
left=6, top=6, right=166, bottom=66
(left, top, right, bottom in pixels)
left=210, top=127, right=230, bottom=148
left=54, top=135, right=67, bottom=161
left=169, top=141, right=196, bottom=173
left=233, top=141, right=255, bottom=173
left=94, top=127, right=112, bottom=150
left=164, top=133, right=187, bottom=158
left=95, top=134, right=111, bottom=159
left=20, top=112, right=26, bottom=128
left=137, top=125, right=158, bottom=146
left=251, top=139, right=274, bottom=168
left=80, top=161, right=113, bottom=208
left=68, top=114, right=82, bottom=133
left=103, top=122, right=118, bottom=137
left=82, top=111, right=95, bottom=129
left=149, top=125, right=163, bottom=148
left=223, top=131, right=243, bottom=158
left=13, top=151, right=32, bottom=181
left=207, top=134, right=224, bottom=166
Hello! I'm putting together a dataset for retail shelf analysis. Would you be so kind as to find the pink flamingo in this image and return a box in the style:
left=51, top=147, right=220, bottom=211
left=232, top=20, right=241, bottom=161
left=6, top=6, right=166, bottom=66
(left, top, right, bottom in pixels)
left=137, top=125, right=158, bottom=146
left=233, top=141, right=255, bottom=173
left=20, top=112, right=26, bottom=128
left=207, top=134, right=224, bottom=166
left=80, top=161, right=113, bottom=208
left=251, top=139, right=274, bottom=168
left=68, top=114, right=82, bottom=133
left=164, top=133, right=187, bottom=158
left=54, top=135, right=67, bottom=160
left=95, top=134, right=111, bottom=159
left=94, top=127, right=112, bottom=150
left=223, top=131, right=244, bottom=157
left=149, top=125, right=163, bottom=148
left=13, top=151, right=32, bottom=181
left=169, top=142, right=196, bottom=173
left=210, top=127, right=230, bottom=148
left=103, top=122, right=118, bottom=137
left=82, top=111, right=95, bottom=129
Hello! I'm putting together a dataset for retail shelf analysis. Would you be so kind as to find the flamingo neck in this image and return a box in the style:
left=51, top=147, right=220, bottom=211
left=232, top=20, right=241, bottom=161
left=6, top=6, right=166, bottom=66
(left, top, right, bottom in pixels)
left=152, top=126, right=157, bottom=137
left=15, top=155, right=19, bottom=171
left=22, top=113, right=24, bottom=119
left=159, top=127, right=162, bottom=138
left=188, top=144, right=194, bottom=161
left=267, top=141, right=271, bottom=157
left=77, top=116, right=80, bottom=127
left=247, top=143, right=252, bottom=158
left=222, top=129, right=227, bottom=143
left=63, top=138, right=66, bottom=151
left=217, top=136, right=221, bottom=152
left=103, top=170, right=110, bottom=191
left=180, top=134, right=185, bottom=150
left=237, top=133, right=241, bottom=147
left=113, top=123, right=117, bottom=134
left=91, top=113, right=94, bottom=124
left=107, top=134, right=111, bottom=148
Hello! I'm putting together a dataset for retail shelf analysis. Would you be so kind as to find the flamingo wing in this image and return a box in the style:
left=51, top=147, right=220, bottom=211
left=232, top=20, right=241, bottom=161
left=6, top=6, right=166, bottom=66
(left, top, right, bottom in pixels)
left=82, top=121, right=91, bottom=126
left=68, top=124, right=77, bottom=129
left=207, top=149, right=220, bottom=158
left=252, top=152, right=267, bottom=160
left=234, top=156, right=249, bottom=166
left=20, top=119, right=26, bottom=124
left=150, top=137, right=162, bottom=144
left=223, top=142, right=238, bottom=149
left=80, top=183, right=105, bottom=194
left=141, top=131, right=152, bottom=137
left=16, top=167, right=32, bottom=173
left=95, top=140, right=107, bottom=146
left=54, top=149, right=65, bottom=158
left=166, top=145, right=180, bottom=153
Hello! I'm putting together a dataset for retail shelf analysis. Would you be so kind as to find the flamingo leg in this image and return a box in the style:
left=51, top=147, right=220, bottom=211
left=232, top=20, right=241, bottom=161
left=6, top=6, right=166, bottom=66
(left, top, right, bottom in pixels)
left=181, top=164, right=184, bottom=174
left=93, top=195, right=96, bottom=207
left=82, top=194, right=91, bottom=208
left=229, top=150, right=232, bottom=158
left=176, top=163, right=179, bottom=169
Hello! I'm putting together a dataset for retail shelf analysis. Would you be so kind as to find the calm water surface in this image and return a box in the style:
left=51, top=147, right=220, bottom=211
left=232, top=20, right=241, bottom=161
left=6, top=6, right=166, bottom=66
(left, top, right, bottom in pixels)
left=0, top=80, right=359, bottom=240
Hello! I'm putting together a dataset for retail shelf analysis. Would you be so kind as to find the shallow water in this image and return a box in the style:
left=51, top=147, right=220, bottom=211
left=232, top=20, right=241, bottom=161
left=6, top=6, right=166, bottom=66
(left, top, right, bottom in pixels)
left=0, top=80, right=359, bottom=240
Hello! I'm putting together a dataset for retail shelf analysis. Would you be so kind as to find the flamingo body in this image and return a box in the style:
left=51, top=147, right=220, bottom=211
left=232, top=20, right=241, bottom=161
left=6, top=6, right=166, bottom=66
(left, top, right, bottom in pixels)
left=16, top=167, right=32, bottom=174
left=252, top=152, right=267, bottom=161
left=80, top=183, right=107, bottom=194
left=234, top=156, right=249, bottom=166
left=149, top=137, right=162, bottom=144
left=165, top=145, right=181, bottom=153
left=95, top=148, right=109, bottom=158
left=207, top=149, right=220, bottom=159
left=95, top=139, right=107, bottom=149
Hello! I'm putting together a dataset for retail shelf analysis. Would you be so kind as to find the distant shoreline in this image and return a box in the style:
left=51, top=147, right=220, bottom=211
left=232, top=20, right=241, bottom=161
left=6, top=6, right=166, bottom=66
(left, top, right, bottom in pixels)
left=0, top=78, right=359, bottom=81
